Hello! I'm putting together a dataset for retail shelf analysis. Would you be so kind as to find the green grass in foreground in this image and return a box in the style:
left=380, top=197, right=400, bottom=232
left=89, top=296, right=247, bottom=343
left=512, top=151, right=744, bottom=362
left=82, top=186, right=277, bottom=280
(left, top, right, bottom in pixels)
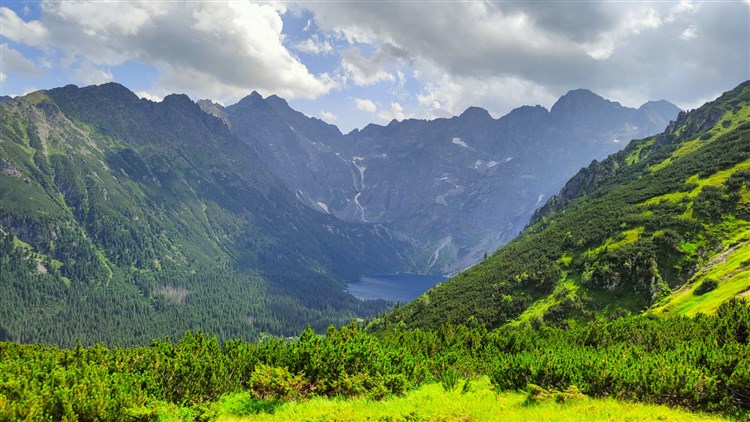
left=216, top=378, right=726, bottom=422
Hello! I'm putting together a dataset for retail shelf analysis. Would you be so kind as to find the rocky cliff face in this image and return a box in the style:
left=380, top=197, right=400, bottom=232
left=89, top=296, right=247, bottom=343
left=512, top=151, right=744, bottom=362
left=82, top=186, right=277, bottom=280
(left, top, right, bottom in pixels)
left=207, top=90, right=680, bottom=274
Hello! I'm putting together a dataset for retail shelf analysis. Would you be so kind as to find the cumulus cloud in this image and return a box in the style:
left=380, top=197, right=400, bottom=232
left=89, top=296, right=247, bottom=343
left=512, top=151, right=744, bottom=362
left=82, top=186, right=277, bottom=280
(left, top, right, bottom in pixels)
left=377, top=102, right=408, bottom=122
left=0, top=43, right=41, bottom=75
left=305, top=1, right=749, bottom=113
left=2, top=0, right=747, bottom=129
left=415, top=62, right=557, bottom=120
left=2, top=1, right=334, bottom=103
left=0, top=7, right=49, bottom=46
left=135, top=90, right=166, bottom=102
left=666, top=1, right=697, bottom=23
left=582, top=6, right=663, bottom=60
left=70, top=60, right=113, bottom=85
left=354, top=98, right=377, bottom=113
left=293, top=34, right=333, bottom=55
left=680, top=25, right=698, bottom=41
left=341, top=47, right=396, bottom=86
left=320, top=110, right=336, bottom=121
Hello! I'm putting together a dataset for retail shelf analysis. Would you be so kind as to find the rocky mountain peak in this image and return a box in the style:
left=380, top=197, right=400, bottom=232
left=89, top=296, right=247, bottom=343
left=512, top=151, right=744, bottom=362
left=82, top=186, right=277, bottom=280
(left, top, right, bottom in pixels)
left=504, top=104, right=549, bottom=120
left=197, top=99, right=230, bottom=127
left=550, top=89, right=618, bottom=115
left=235, top=91, right=265, bottom=108
left=638, top=100, right=682, bottom=116
left=161, top=93, right=195, bottom=108
left=459, top=106, right=493, bottom=121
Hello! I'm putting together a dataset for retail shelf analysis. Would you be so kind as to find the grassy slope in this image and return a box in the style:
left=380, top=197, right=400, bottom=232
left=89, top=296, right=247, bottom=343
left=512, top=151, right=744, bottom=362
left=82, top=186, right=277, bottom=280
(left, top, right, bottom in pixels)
left=383, top=81, right=750, bottom=331
left=215, top=378, right=726, bottom=422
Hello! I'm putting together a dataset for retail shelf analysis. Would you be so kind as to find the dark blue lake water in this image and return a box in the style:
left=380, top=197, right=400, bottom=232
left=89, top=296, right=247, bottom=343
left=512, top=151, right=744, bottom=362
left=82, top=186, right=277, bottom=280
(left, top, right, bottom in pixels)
left=346, top=273, right=447, bottom=303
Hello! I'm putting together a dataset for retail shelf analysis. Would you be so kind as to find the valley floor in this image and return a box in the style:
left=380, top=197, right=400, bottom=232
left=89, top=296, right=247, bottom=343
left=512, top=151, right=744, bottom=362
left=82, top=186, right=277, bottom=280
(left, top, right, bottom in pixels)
left=215, top=378, right=725, bottom=422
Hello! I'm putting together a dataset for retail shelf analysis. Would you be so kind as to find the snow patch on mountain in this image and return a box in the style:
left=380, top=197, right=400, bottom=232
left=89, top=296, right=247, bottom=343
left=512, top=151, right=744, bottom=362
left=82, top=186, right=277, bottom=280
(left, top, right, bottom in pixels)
left=354, top=192, right=366, bottom=222
left=451, top=137, right=469, bottom=148
left=352, top=156, right=367, bottom=187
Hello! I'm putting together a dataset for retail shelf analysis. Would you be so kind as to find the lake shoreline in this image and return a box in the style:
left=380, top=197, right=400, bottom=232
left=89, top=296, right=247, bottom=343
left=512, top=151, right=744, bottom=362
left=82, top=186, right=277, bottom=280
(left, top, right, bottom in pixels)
left=346, top=273, right=447, bottom=303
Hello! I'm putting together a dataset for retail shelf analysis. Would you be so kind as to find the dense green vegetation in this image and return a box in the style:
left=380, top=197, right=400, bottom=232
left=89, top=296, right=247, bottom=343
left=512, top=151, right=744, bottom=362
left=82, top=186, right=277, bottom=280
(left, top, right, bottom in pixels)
left=386, top=81, right=750, bottom=330
left=1, top=299, right=748, bottom=420
left=220, top=378, right=726, bottom=421
left=0, top=84, right=407, bottom=346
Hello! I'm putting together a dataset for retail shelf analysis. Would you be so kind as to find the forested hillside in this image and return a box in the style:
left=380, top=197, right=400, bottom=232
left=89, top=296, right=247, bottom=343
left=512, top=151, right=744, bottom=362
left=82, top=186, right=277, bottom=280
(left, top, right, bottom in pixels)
left=0, top=83, right=413, bottom=346
left=384, top=80, right=750, bottom=330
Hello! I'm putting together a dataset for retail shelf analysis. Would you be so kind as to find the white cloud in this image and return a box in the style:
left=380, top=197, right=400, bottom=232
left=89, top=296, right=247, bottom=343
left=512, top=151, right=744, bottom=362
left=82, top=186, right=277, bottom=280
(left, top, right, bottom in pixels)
left=341, top=47, right=395, bottom=86
left=0, top=72, right=5, bottom=82
left=377, top=102, right=408, bottom=122
left=5, top=1, right=333, bottom=103
left=680, top=25, right=698, bottom=41
left=0, top=7, right=49, bottom=46
left=2, top=1, right=746, bottom=132
left=0, top=43, right=41, bottom=74
left=320, top=110, right=336, bottom=121
left=666, top=1, right=697, bottom=23
left=415, top=61, right=556, bottom=120
left=354, top=98, right=377, bottom=113
left=135, top=90, right=166, bottom=102
left=70, top=61, right=112, bottom=85
left=582, top=6, right=663, bottom=60
left=310, top=2, right=582, bottom=82
left=293, top=34, right=333, bottom=55
left=304, top=1, right=747, bottom=122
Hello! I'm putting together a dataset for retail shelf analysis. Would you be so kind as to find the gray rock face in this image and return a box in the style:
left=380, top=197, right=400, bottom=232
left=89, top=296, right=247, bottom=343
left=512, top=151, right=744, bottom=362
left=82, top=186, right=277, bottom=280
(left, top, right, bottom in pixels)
left=203, top=90, right=681, bottom=274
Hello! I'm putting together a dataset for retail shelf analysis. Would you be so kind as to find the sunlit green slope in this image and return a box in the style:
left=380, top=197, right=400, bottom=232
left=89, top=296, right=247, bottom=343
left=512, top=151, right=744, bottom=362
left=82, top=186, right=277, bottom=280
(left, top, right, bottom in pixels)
left=384, top=80, right=750, bottom=330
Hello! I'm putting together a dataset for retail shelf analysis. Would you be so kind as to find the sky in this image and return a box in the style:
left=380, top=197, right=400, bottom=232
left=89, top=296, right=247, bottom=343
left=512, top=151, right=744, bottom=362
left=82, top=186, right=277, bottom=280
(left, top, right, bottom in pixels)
left=1, top=1, right=748, bottom=133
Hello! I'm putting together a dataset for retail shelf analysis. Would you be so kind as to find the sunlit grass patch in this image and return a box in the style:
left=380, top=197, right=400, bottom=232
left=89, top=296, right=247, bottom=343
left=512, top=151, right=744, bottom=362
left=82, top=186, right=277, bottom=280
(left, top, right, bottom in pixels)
left=625, top=138, right=655, bottom=166
left=217, top=377, right=727, bottom=422
left=650, top=138, right=702, bottom=172
left=655, top=236, right=750, bottom=316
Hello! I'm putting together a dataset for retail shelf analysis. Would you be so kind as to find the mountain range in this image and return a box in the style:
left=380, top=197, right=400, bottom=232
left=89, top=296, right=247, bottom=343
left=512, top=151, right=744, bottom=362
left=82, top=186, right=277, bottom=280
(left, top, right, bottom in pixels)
left=0, top=82, right=684, bottom=345
left=201, top=89, right=680, bottom=274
